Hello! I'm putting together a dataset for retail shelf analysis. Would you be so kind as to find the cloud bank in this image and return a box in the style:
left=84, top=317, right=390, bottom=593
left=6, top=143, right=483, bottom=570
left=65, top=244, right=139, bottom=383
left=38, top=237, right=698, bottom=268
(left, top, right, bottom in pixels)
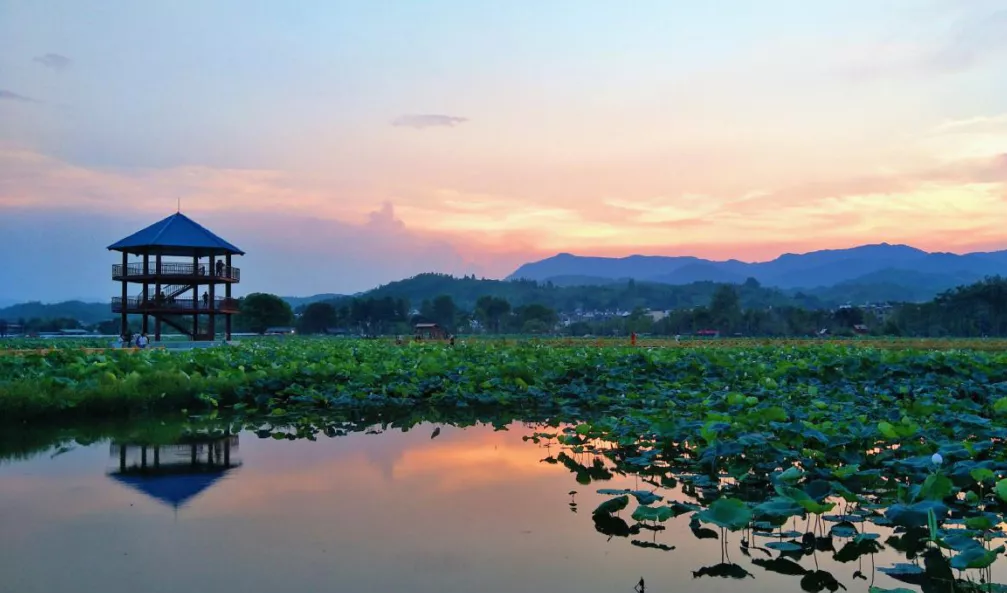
left=391, top=114, right=468, bottom=129
left=33, top=53, right=71, bottom=71
left=0, top=90, right=41, bottom=103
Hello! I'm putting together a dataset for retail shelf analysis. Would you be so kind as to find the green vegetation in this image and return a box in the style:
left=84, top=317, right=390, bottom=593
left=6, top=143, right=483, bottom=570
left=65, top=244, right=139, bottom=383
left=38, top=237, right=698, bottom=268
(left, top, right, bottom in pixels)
left=236, top=292, right=294, bottom=333
left=1, top=337, right=1006, bottom=428
left=341, top=273, right=825, bottom=311
left=9, top=274, right=1007, bottom=340
left=295, top=275, right=1007, bottom=339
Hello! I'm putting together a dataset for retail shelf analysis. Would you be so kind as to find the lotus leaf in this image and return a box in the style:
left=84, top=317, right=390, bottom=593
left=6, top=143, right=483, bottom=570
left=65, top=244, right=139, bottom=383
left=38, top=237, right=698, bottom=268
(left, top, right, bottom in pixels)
left=593, top=495, right=629, bottom=516
left=631, top=505, right=674, bottom=522
left=765, top=541, right=804, bottom=552
left=884, top=501, right=948, bottom=529
left=754, top=497, right=805, bottom=519
left=949, top=545, right=1005, bottom=570
left=696, top=498, right=751, bottom=531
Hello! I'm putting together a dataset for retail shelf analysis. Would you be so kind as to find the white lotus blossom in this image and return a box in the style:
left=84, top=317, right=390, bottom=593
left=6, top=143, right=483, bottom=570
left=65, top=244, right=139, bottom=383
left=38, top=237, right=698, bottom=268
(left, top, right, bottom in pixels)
left=932, top=453, right=943, bottom=466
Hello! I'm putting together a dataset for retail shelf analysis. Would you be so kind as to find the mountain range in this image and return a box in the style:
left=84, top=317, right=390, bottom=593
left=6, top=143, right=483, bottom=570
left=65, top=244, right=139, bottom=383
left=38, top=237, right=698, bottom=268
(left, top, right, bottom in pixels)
left=4, top=244, right=1005, bottom=324
left=507, top=243, right=1007, bottom=296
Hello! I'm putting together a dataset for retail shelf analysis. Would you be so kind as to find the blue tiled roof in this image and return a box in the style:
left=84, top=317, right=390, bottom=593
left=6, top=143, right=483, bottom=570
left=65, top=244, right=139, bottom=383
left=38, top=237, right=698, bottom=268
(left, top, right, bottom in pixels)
left=107, top=212, right=244, bottom=255
left=109, top=472, right=225, bottom=508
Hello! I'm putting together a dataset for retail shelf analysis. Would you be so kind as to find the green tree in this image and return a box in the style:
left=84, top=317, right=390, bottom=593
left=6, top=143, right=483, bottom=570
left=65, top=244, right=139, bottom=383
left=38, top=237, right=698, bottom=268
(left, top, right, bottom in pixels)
left=833, top=306, right=865, bottom=328
left=95, top=319, right=128, bottom=335
left=626, top=307, right=655, bottom=334
left=431, top=295, right=458, bottom=330
left=475, top=295, right=511, bottom=333
left=298, top=302, right=338, bottom=334
left=514, top=303, right=558, bottom=333
left=239, top=293, right=293, bottom=334
left=709, top=285, right=742, bottom=333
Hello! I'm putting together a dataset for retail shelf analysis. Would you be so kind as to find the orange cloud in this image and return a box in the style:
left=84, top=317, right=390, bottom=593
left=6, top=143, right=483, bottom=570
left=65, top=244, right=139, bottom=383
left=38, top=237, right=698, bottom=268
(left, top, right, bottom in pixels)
left=2, top=108, right=1007, bottom=293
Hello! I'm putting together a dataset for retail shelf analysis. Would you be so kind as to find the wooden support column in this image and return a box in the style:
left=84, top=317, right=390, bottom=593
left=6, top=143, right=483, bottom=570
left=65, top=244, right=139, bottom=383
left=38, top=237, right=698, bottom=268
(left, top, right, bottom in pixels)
left=208, top=254, right=216, bottom=341
left=155, top=254, right=162, bottom=341
left=142, top=252, right=150, bottom=334
left=120, top=251, right=128, bottom=338
left=225, top=254, right=233, bottom=341
left=192, top=253, right=199, bottom=340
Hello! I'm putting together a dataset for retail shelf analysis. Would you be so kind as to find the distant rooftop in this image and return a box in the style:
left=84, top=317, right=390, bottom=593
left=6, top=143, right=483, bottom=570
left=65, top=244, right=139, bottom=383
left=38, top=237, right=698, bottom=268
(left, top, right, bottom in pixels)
left=108, top=212, right=244, bottom=256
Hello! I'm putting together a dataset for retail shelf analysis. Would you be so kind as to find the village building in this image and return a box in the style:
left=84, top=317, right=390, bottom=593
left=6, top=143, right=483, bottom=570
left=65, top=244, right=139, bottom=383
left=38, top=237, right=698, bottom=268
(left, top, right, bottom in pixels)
left=414, top=322, right=447, bottom=340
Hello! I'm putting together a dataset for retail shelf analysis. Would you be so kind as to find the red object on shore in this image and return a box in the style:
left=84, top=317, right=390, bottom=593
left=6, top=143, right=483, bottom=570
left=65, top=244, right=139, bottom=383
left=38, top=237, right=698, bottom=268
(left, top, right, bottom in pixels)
left=631, top=332, right=637, bottom=346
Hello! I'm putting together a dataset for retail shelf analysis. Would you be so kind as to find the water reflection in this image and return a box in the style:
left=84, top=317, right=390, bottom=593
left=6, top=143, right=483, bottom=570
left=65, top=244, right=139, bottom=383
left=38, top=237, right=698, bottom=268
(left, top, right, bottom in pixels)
left=0, top=417, right=1003, bottom=593
left=108, top=434, right=240, bottom=509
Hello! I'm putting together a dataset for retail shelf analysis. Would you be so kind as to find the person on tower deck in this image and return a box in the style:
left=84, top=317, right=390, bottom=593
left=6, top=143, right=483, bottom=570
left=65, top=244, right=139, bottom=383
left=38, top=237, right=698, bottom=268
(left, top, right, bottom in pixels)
left=202, top=291, right=209, bottom=308
left=215, top=260, right=224, bottom=277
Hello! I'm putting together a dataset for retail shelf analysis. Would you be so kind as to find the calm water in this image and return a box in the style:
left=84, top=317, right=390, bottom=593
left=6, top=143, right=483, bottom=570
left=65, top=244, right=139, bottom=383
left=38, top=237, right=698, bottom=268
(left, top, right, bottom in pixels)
left=0, top=421, right=1000, bottom=593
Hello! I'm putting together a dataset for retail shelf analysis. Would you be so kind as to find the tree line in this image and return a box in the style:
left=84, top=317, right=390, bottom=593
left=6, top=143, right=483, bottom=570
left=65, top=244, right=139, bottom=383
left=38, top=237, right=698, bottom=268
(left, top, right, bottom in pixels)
left=236, top=293, right=559, bottom=336
left=229, top=276, right=1007, bottom=338
left=7, top=276, right=1007, bottom=338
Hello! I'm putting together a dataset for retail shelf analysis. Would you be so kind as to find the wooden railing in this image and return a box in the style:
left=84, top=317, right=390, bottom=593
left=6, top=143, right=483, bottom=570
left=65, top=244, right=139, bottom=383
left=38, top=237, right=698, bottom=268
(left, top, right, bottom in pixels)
left=112, top=297, right=241, bottom=314
left=112, top=262, right=240, bottom=281
left=139, top=285, right=191, bottom=300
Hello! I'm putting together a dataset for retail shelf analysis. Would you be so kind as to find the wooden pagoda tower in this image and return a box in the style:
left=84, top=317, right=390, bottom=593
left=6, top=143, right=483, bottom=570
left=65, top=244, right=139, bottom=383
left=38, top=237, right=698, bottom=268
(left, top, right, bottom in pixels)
left=108, top=212, right=244, bottom=341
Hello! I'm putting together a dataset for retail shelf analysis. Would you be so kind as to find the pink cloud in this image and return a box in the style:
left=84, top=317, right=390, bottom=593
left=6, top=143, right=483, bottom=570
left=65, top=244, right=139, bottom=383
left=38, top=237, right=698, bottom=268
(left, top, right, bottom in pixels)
left=2, top=136, right=1007, bottom=302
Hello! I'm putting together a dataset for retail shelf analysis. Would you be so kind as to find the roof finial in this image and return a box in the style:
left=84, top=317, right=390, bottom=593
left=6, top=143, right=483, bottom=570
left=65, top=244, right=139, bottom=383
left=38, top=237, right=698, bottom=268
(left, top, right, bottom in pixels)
left=177, top=197, right=181, bottom=213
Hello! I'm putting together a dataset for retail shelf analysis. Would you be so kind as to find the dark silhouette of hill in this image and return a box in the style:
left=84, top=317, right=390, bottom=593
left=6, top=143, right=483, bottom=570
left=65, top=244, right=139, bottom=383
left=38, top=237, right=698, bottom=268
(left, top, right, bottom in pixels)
left=281, top=293, right=349, bottom=309
left=508, top=243, right=1005, bottom=296
left=0, top=301, right=113, bottom=325
left=337, top=273, right=826, bottom=311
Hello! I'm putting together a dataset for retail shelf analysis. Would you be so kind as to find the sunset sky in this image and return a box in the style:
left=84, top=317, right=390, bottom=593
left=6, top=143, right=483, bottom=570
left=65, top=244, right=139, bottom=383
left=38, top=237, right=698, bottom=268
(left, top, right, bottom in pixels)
left=2, top=0, right=1006, bottom=301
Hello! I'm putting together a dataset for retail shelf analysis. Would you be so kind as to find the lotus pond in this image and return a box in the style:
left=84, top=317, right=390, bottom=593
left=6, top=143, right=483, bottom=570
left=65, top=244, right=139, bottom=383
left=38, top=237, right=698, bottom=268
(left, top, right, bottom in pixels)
left=6, top=340, right=1007, bottom=591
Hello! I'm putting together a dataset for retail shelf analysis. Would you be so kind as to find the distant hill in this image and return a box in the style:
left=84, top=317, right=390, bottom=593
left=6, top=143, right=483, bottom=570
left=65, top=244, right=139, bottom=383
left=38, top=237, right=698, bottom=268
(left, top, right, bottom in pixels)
left=508, top=243, right=1007, bottom=300
left=338, top=273, right=829, bottom=312
left=6, top=243, right=1003, bottom=322
left=0, top=300, right=114, bottom=324
left=282, top=293, right=348, bottom=309
left=537, top=275, right=629, bottom=287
